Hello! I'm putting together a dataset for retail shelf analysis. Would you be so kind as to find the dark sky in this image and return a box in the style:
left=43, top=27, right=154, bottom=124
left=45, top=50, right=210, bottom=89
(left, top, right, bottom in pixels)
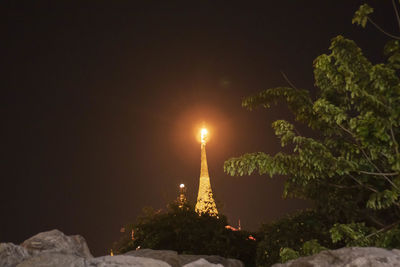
left=2, top=0, right=395, bottom=256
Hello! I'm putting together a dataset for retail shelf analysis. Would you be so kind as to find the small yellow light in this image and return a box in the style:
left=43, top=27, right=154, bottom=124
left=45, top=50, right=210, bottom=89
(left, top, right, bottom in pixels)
left=180, top=183, right=185, bottom=188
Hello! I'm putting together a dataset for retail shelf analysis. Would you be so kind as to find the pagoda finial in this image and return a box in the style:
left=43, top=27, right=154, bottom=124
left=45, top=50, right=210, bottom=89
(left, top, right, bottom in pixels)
left=201, top=128, right=208, bottom=144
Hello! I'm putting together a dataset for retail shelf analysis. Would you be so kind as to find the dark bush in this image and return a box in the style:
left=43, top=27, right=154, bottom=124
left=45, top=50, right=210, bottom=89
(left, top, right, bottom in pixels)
left=114, top=202, right=257, bottom=266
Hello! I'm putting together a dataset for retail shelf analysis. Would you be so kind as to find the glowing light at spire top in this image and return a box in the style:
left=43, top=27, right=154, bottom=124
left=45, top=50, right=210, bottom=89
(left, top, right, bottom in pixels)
left=200, top=128, right=208, bottom=144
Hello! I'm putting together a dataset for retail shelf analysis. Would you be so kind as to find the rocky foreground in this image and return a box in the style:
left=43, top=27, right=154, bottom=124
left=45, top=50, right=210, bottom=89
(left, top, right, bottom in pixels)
left=0, top=229, right=243, bottom=266
left=274, top=246, right=400, bottom=267
left=2, top=229, right=400, bottom=266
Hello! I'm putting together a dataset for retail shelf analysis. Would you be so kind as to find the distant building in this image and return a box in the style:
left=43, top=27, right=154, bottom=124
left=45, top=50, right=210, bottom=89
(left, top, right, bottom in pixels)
left=225, top=220, right=256, bottom=241
left=225, top=219, right=241, bottom=231
left=178, top=183, right=187, bottom=208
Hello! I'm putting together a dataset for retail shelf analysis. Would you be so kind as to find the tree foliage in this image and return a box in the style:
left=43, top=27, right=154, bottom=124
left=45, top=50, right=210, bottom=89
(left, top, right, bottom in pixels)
left=352, top=4, right=374, bottom=28
left=225, top=34, right=400, bottom=223
left=225, top=1, right=400, bottom=265
left=255, top=210, right=332, bottom=266
left=113, top=202, right=257, bottom=266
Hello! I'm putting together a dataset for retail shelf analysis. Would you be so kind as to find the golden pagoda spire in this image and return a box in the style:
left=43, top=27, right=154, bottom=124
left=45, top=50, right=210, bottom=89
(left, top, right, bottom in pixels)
left=195, top=128, right=218, bottom=217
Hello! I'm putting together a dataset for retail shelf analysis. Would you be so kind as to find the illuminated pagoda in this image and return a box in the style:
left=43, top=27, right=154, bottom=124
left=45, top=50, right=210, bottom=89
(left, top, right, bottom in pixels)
left=195, top=128, right=218, bottom=217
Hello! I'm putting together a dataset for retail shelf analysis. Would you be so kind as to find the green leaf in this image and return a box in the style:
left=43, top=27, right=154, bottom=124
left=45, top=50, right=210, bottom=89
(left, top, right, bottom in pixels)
left=280, top=247, right=300, bottom=263
left=301, top=239, right=327, bottom=255
left=352, top=4, right=374, bottom=28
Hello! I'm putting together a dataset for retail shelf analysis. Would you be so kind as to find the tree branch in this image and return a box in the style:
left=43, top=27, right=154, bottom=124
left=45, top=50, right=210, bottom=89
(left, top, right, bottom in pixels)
left=359, top=170, right=399, bottom=176
left=365, top=220, right=400, bottom=239
left=338, top=124, right=355, bottom=138
left=327, top=183, right=360, bottom=189
left=390, top=126, right=399, bottom=156
left=337, top=124, right=399, bottom=190
left=366, top=215, right=385, bottom=228
left=392, top=0, right=400, bottom=32
left=293, top=127, right=302, bottom=136
left=367, top=17, right=400, bottom=39
left=360, top=148, right=399, bottom=190
left=280, top=71, right=298, bottom=90
left=348, top=174, right=378, bottom=193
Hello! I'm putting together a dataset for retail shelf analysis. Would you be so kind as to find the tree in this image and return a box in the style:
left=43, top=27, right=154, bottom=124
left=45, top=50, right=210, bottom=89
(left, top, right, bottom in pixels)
left=224, top=1, right=400, bottom=259
left=255, top=210, right=331, bottom=266
left=113, top=201, right=257, bottom=266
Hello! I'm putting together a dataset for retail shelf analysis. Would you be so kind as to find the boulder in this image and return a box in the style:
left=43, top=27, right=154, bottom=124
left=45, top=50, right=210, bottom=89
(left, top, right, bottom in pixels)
left=16, top=252, right=85, bottom=267
left=178, top=254, right=243, bottom=267
left=17, top=253, right=170, bottom=267
left=125, top=249, right=244, bottom=267
left=88, top=255, right=171, bottom=266
left=1, top=230, right=243, bottom=266
left=182, top=258, right=223, bottom=267
left=20, top=229, right=92, bottom=258
left=0, top=243, right=31, bottom=267
left=273, top=247, right=400, bottom=267
left=125, top=249, right=180, bottom=267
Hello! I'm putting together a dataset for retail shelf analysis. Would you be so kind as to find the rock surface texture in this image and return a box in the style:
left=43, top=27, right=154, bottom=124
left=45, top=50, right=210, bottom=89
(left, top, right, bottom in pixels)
left=0, top=229, right=243, bottom=266
left=125, top=249, right=243, bottom=267
left=273, top=247, right=400, bottom=267
left=0, top=243, right=31, bottom=266
left=182, top=258, right=223, bottom=267
left=20, top=229, right=92, bottom=258
left=125, top=249, right=181, bottom=267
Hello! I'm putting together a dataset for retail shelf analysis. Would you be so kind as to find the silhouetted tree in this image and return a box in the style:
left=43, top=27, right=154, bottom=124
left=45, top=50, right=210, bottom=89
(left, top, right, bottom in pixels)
left=114, top=201, right=257, bottom=266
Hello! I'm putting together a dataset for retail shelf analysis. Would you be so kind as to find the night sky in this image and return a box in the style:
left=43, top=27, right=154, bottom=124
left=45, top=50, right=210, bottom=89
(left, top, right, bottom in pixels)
left=2, top=1, right=395, bottom=256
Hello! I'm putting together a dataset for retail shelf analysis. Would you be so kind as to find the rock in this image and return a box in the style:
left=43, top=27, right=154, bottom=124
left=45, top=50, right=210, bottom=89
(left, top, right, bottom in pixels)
left=20, top=229, right=92, bottom=258
left=1, top=230, right=243, bottom=267
left=273, top=247, right=400, bottom=267
left=16, top=252, right=85, bottom=267
left=182, top=258, right=223, bottom=267
left=17, top=253, right=170, bottom=267
left=125, top=249, right=180, bottom=267
left=178, top=254, right=244, bottom=267
left=222, top=259, right=244, bottom=267
left=0, top=243, right=31, bottom=267
left=88, top=255, right=171, bottom=266
left=125, top=249, right=244, bottom=267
